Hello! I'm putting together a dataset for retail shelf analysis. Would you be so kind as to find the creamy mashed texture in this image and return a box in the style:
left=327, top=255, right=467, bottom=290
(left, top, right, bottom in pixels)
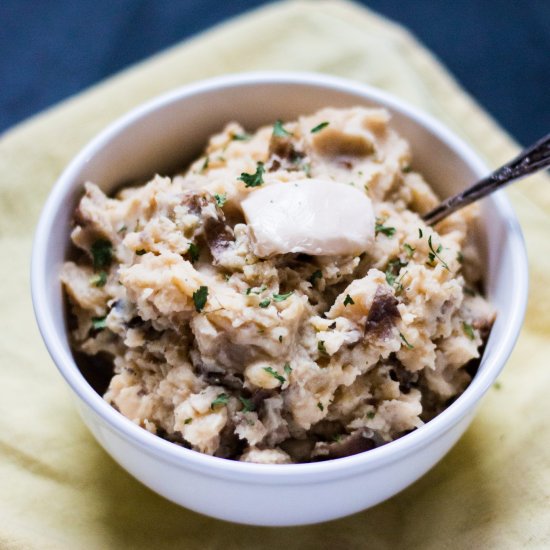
left=61, top=107, right=495, bottom=463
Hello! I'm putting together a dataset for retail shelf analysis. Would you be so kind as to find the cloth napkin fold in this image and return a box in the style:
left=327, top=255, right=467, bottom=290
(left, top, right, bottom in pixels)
left=1, top=1, right=548, bottom=548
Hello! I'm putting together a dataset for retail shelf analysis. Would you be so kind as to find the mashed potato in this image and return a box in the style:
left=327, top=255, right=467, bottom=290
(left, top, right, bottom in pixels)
left=61, top=107, right=494, bottom=463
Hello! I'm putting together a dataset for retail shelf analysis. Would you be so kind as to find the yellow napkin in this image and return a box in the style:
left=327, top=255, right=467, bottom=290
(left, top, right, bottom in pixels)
left=1, top=1, right=549, bottom=547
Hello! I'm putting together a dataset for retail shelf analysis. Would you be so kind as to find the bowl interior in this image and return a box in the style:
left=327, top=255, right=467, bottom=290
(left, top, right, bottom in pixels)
left=36, top=74, right=526, bottom=463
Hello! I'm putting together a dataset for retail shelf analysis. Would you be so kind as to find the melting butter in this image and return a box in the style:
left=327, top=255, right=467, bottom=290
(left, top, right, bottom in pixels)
left=241, top=179, right=374, bottom=257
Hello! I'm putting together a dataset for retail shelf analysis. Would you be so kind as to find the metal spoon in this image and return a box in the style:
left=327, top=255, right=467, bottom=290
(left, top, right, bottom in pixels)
left=423, top=133, right=550, bottom=225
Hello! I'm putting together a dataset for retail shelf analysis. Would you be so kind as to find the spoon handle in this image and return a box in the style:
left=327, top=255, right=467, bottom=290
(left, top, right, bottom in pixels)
left=423, top=133, right=550, bottom=225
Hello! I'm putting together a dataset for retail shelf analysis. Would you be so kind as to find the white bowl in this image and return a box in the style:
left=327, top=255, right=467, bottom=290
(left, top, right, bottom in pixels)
left=31, top=72, right=528, bottom=526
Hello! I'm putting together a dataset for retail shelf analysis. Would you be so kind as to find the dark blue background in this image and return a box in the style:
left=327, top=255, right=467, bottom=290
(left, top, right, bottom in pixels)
left=2, top=1, right=549, bottom=144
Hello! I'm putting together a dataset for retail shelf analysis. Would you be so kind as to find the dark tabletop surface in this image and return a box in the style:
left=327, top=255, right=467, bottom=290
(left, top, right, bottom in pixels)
left=1, top=0, right=549, bottom=145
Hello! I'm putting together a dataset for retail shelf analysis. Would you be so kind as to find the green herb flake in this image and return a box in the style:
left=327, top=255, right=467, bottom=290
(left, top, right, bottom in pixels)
left=188, top=243, right=200, bottom=263
left=263, top=366, right=285, bottom=384
left=317, top=402, right=324, bottom=411
left=246, top=285, right=266, bottom=295
left=193, top=286, right=209, bottom=312
left=239, top=396, right=255, bottom=413
left=136, top=249, right=146, bottom=256
left=375, top=218, right=396, bottom=238
left=91, top=239, right=113, bottom=270
left=91, top=316, right=107, bottom=331
left=90, top=271, right=107, bottom=288
left=427, top=235, right=449, bottom=270
left=273, top=119, right=292, bottom=137
left=278, top=335, right=283, bottom=343
left=343, top=294, right=355, bottom=306
left=403, top=243, right=416, bottom=258
left=201, top=156, right=210, bottom=172
left=367, top=411, right=376, bottom=420
left=232, top=132, right=251, bottom=141
left=211, top=393, right=229, bottom=409
left=309, top=270, right=322, bottom=285
left=493, top=381, right=502, bottom=390
left=259, top=299, right=271, bottom=308
left=402, top=165, right=412, bottom=173
left=184, top=417, right=193, bottom=425
left=457, top=251, right=464, bottom=263
left=273, top=291, right=293, bottom=302
left=318, top=340, right=328, bottom=355
left=117, top=225, right=127, bottom=234
left=311, top=121, right=329, bottom=133
left=238, top=162, right=265, bottom=188
left=418, top=228, right=423, bottom=238
left=283, top=363, right=292, bottom=376
left=400, top=332, right=414, bottom=349
left=214, top=193, right=227, bottom=207
left=385, top=258, right=407, bottom=287
left=462, top=321, right=475, bottom=340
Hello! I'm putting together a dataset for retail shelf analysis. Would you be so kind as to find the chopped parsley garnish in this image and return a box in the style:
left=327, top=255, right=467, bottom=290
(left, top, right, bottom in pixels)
left=367, top=411, right=376, bottom=419
left=91, top=316, right=107, bottom=331
left=273, top=291, right=293, bottom=302
left=214, top=193, right=227, bottom=207
left=427, top=235, right=449, bottom=270
left=279, top=335, right=283, bottom=343
left=263, top=366, right=285, bottom=384
left=457, top=251, right=464, bottom=263
left=90, top=271, right=107, bottom=287
left=259, top=299, right=271, bottom=308
left=232, top=132, right=251, bottom=141
left=201, top=156, right=209, bottom=172
left=211, top=393, right=229, bottom=409
left=400, top=332, right=414, bottom=349
left=192, top=286, right=208, bottom=312
left=493, top=381, right=502, bottom=390
left=91, top=239, right=112, bottom=270
left=311, top=121, right=329, bottom=133
left=117, top=225, right=127, bottom=234
left=184, top=417, right=193, bottom=424
left=385, top=258, right=407, bottom=287
left=402, top=165, right=412, bottom=173
left=309, top=270, right=322, bottom=285
left=403, top=243, right=416, bottom=257
left=375, top=218, right=396, bottom=238
left=464, top=287, right=476, bottom=297
left=343, top=294, right=355, bottom=306
left=188, top=243, right=200, bottom=263
left=418, top=228, right=423, bottom=238
left=238, top=162, right=265, bottom=187
left=462, top=321, right=475, bottom=340
left=239, top=396, right=255, bottom=413
left=283, top=363, right=292, bottom=376
left=273, top=119, right=292, bottom=137
left=318, top=340, right=328, bottom=355
left=136, top=249, right=146, bottom=256
left=317, top=402, right=324, bottom=411
left=246, top=285, right=266, bottom=295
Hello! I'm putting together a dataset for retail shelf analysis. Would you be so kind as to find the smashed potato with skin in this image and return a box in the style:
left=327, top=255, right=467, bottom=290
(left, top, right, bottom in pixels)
left=61, top=107, right=494, bottom=463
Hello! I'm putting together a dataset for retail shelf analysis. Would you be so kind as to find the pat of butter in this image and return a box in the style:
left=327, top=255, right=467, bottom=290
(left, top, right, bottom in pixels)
left=241, top=179, right=374, bottom=257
